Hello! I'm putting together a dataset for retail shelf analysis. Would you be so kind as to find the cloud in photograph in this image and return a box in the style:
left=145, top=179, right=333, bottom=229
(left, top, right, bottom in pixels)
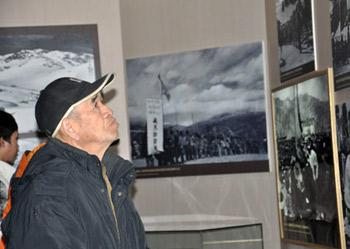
left=127, top=42, right=265, bottom=126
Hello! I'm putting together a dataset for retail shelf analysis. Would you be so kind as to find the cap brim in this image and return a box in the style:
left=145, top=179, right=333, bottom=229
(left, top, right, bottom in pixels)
left=52, top=73, right=116, bottom=137
left=92, top=73, right=115, bottom=88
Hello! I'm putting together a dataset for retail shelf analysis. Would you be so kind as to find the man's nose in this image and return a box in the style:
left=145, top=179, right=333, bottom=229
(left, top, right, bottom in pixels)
left=101, top=103, right=113, bottom=116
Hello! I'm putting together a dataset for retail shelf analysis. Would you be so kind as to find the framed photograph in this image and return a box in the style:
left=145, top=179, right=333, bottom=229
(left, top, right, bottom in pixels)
left=0, top=24, right=101, bottom=164
left=276, top=0, right=315, bottom=82
left=272, top=69, right=345, bottom=248
left=330, top=0, right=350, bottom=89
left=126, top=41, right=269, bottom=178
left=335, top=85, right=350, bottom=248
left=0, top=24, right=101, bottom=133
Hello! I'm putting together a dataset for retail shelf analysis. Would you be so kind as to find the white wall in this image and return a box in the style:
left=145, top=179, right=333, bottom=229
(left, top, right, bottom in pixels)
left=120, top=1, right=281, bottom=249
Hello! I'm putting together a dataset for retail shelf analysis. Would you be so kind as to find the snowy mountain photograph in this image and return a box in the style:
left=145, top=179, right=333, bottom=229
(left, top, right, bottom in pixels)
left=0, top=25, right=100, bottom=133
left=126, top=41, right=268, bottom=175
left=276, top=0, right=314, bottom=82
left=273, top=75, right=330, bottom=139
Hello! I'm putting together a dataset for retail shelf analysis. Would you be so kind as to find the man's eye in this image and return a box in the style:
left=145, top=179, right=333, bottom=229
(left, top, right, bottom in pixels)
left=91, top=102, right=98, bottom=109
left=95, top=102, right=98, bottom=107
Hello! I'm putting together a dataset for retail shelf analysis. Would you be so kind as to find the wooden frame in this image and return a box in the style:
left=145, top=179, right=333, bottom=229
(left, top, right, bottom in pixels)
left=271, top=69, right=345, bottom=248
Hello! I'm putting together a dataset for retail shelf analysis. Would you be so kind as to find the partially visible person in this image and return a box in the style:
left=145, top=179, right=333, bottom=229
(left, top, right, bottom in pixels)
left=306, top=145, right=319, bottom=181
left=1, top=74, right=147, bottom=249
left=0, top=110, right=18, bottom=235
left=344, top=142, right=350, bottom=204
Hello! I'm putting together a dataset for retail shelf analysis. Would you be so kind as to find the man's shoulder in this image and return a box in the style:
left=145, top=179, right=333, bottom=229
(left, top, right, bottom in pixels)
left=18, top=144, right=74, bottom=198
left=28, top=145, right=73, bottom=176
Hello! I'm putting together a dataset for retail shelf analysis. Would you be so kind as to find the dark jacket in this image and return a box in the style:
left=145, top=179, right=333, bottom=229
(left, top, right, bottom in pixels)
left=2, top=138, right=147, bottom=249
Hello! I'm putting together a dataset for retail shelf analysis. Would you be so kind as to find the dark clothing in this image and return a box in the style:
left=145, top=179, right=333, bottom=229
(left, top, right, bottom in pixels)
left=2, top=138, right=147, bottom=249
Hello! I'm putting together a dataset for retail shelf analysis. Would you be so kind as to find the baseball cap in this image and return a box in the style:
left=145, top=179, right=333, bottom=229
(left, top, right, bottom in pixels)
left=35, top=73, right=115, bottom=137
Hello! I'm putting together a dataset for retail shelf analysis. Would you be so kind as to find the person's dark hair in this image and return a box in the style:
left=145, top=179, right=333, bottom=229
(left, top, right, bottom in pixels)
left=0, top=110, right=18, bottom=143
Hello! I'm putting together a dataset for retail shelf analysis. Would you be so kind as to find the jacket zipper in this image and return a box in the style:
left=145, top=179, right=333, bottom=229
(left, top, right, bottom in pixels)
left=101, top=163, right=121, bottom=242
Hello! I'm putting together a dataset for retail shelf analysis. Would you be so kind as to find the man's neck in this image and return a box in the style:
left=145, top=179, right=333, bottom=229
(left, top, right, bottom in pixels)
left=0, top=152, right=12, bottom=165
left=77, top=143, right=109, bottom=161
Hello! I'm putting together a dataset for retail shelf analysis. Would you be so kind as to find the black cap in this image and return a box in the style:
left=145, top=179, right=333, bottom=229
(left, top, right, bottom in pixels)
left=35, top=73, right=115, bottom=137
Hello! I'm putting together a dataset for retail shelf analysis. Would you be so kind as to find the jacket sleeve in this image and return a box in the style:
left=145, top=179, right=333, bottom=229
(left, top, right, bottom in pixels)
left=5, top=196, right=86, bottom=249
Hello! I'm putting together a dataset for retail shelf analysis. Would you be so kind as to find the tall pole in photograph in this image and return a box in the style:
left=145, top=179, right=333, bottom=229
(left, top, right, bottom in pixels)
left=157, top=73, right=179, bottom=126
left=296, top=84, right=303, bottom=135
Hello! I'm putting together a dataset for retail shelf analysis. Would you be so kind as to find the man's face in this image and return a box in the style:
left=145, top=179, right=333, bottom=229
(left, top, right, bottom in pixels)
left=70, top=93, right=119, bottom=146
left=1, top=131, right=19, bottom=165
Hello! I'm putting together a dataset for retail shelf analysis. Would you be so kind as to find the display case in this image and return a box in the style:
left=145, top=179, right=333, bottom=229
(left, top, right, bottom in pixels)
left=143, top=215, right=263, bottom=249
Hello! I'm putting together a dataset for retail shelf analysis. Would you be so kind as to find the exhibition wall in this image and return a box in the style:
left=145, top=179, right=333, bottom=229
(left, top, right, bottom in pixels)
left=0, top=0, right=335, bottom=249
left=120, top=0, right=280, bottom=249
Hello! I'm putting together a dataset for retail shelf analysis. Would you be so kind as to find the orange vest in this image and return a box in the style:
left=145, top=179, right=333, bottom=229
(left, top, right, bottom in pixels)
left=0, top=143, right=46, bottom=249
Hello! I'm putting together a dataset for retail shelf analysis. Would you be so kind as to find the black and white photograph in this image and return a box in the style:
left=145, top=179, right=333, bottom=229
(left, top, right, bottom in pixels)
left=0, top=24, right=100, bottom=133
left=330, top=0, right=350, bottom=88
left=276, top=0, right=315, bottom=82
left=126, top=42, right=269, bottom=177
left=335, top=86, right=350, bottom=248
left=272, top=70, right=341, bottom=248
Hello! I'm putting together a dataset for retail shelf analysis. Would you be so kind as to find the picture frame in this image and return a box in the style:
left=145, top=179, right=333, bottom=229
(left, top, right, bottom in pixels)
left=126, top=42, right=269, bottom=178
left=272, top=69, right=345, bottom=248
left=276, top=0, right=315, bottom=82
left=334, top=85, right=350, bottom=248
left=0, top=24, right=101, bottom=164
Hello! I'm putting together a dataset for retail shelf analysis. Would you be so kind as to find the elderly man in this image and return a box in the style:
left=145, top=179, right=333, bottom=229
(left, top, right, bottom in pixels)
left=1, top=74, right=147, bottom=249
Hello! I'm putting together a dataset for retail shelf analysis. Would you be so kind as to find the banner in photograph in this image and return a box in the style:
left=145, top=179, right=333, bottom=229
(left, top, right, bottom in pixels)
left=146, top=98, right=164, bottom=155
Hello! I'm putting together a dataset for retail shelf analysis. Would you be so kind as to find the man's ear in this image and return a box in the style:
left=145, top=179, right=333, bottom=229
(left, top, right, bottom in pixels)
left=60, top=118, right=80, bottom=141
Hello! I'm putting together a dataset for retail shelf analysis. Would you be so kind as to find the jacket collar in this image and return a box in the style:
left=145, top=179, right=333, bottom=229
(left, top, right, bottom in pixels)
left=50, top=137, right=94, bottom=158
left=49, top=138, right=101, bottom=177
left=102, top=149, right=136, bottom=186
left=49, top=138, right=136, bottom=185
